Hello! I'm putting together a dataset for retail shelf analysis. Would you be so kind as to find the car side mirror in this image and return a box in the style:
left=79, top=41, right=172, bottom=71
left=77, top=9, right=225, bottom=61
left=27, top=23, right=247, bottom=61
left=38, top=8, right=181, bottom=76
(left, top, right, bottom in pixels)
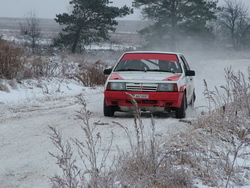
left=104, top=68, right=112, bottom=75
left=186, top=70, right=195, bottom=76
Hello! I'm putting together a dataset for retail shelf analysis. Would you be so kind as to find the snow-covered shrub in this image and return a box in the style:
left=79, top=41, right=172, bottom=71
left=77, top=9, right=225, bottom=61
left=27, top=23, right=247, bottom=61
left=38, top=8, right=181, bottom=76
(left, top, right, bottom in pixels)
left=0, top=79, right=10, bottom=92
left=163, top=67, right=250, bottom=187
left=113, top=68, right=250, bottom=187
left=49, top=95, right=115, bottom=187
left=48, top=93, right=193, bottom=187
left=203, top=66, right=250, bottom=118
left=112, top=94, right=193, bottom=187
left=24, top=56, right=62, bottom=78
left=48, top=67, right=250, bottom=187
left=0, top=36, right=25, bottom=79
left=74, top=60, right=108, bottom=87
left=198, top=67, right=250, bottom=186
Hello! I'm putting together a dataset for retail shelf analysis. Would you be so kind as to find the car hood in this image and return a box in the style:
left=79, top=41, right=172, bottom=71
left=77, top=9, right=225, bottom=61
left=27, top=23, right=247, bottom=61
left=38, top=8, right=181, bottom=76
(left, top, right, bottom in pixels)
left=109, top=72, right=182, bottom=82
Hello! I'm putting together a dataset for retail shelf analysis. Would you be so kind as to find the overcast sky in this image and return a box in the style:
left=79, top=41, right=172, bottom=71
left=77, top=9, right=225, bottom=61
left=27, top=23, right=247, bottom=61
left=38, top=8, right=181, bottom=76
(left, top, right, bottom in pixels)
left=0, top=0, right=141, bottom=20
left=0, top=0, right=249, bottom=20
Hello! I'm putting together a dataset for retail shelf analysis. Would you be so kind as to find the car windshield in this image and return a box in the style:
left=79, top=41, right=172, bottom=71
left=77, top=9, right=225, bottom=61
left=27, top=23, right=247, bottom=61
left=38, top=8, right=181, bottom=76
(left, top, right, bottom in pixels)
left=114, top=57, right=182, bottom=73
left=114, top=53, right=182, bottom=73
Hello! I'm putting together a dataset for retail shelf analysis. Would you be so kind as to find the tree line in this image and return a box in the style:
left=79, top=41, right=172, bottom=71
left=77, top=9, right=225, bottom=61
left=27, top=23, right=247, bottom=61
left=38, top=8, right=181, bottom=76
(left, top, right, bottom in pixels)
left=133, top=0, right=250, bottom=51
left=21, top=0, right=250, bottom=53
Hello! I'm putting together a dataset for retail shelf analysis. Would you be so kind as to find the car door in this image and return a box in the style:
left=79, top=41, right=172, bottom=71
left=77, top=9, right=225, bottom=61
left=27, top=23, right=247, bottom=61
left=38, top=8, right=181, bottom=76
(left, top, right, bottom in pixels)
left=179, top=55, right=195, bottom=103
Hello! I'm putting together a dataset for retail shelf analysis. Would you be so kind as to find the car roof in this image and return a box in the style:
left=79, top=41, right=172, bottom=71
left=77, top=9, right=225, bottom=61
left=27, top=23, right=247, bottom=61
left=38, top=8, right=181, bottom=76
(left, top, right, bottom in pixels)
left=123, top=51, right=183, bottom=56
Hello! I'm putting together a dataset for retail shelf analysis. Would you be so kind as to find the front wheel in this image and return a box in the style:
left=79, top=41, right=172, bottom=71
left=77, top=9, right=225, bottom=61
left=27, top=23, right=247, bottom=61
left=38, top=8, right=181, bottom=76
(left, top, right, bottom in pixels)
left=103, top=99, right=115, bottom=117
left=175, top=94, right=187, bottom=119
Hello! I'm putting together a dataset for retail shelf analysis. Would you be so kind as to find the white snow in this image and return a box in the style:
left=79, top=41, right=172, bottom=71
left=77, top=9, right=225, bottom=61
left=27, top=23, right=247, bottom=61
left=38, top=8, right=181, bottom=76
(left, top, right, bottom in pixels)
left=0, top=54, right=249, bottom=187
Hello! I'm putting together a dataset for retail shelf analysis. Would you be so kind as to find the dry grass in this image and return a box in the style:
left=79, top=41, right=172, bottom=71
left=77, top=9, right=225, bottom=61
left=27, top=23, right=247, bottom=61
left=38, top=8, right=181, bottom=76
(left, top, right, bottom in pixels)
left=0, top=36, right=25, bottom=79
left=0, top=36, right=62, bottom=80
left=0, top=79, right=10, bottom=92
left=74, top=60, right=108, bottom=87
left=49, top=93, right=193, bottom=187
left=49, top=95, right=115, bottom=187
left=0, top=34, right=109, bottom=88
left=159, top=67, right=250, bottom=187
left=22, top=56, right=67, bottom=79
left=48, top=67, right=250, bottom=187
left=112, top=93, right=193, bottom=187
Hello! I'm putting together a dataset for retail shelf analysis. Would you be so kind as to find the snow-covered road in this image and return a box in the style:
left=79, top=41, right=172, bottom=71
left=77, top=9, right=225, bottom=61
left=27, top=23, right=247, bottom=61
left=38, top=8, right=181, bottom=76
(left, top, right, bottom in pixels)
left=0, top=80, right=192, bottom=187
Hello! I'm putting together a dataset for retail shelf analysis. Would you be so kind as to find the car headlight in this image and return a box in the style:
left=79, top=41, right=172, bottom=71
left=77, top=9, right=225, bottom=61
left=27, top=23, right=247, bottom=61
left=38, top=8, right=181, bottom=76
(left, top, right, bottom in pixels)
left=158, top=83, right=177, bottom=91
left=108, top=82, right=126, bottom=91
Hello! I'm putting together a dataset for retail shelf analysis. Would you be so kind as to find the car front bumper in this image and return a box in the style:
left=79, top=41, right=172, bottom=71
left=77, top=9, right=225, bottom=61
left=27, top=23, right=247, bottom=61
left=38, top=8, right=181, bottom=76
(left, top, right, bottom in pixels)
left=104, top=91, right=183, bottom=112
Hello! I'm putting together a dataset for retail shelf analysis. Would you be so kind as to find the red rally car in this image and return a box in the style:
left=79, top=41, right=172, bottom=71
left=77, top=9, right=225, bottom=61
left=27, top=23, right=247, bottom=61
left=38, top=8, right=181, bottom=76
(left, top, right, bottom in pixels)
left=103, top=51, right=195, bottom=118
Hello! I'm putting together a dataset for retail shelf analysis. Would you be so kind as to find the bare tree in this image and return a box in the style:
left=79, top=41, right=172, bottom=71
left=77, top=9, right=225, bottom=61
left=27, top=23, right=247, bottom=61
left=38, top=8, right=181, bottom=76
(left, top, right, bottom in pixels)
left=218, top=0, right=250, bottom=50
left=19, top=10, right=41, bottom=53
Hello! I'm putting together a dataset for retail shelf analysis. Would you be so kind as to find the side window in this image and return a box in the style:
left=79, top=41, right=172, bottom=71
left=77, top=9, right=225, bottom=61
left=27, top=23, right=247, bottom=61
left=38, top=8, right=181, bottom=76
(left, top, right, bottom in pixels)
left=180, top=56, right=190, bottom=72
left=114, top=60, right=126, bottom=71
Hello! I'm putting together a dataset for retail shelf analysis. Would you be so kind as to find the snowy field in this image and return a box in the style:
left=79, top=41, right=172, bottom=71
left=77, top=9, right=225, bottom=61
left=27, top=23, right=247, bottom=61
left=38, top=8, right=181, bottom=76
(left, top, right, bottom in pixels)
left=0, top=52, right=249, bottom=187
left=1, top=17, right=250, bottom=187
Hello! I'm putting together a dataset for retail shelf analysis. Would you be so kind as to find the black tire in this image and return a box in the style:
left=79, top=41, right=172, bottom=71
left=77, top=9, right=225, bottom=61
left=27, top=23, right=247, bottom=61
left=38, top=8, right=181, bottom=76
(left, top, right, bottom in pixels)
left=103, top=99, right=115, bottom=117
left=175, top=94, right=187, bottom=119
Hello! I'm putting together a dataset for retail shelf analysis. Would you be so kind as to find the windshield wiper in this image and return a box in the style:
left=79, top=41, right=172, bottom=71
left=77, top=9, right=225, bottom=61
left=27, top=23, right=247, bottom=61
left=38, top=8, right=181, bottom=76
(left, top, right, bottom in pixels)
left=147, top=69, right=176, bottom=73
left=115, top=69, right=144, bottom=71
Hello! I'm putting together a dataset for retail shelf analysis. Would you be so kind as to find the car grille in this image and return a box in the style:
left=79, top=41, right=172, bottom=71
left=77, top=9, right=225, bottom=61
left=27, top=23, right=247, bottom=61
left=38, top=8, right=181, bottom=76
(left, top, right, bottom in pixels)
left=126, top=83, right=158, bottom=92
